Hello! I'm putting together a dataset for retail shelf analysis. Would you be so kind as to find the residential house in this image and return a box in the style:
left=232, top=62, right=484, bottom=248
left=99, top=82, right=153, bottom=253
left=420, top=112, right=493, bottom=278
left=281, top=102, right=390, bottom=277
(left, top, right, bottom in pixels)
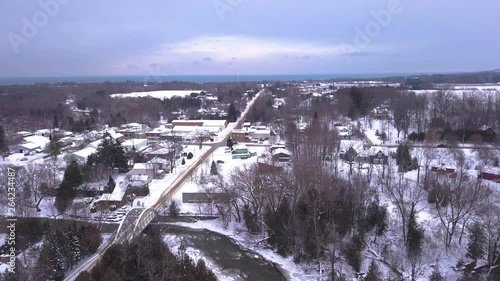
left=118, top=123, right=148, bottom=139
left=480, top=168, right=500, bottom=182
left=65, top=147, right=97, bottom=163
left=94, top=182, right=127, bottom=210
left=336, top=126, right=351, bottom=139
left=11, top=142, right=42, bottom=155
left=368, top=149, right=389, bottom=165
left=271, top=148, right=292, bottom=162
left=126, top=163, right=155, bottom=181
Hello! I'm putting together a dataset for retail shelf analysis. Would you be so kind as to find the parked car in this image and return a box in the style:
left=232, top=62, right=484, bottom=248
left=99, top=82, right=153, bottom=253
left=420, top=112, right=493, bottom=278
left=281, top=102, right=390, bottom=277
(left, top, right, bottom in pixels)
left=20, top=157, right=28, bottom=161
left=216, top=160, right=225, bottom=164
left=437, top=143, right=448, bottom=148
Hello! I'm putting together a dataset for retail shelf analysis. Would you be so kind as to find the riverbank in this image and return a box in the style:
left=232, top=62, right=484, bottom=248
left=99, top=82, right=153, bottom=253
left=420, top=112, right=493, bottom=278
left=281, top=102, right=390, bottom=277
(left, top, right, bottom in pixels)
left=160, top=224, right=287, bottom=281
left=162, top=220, right=318, bottom=281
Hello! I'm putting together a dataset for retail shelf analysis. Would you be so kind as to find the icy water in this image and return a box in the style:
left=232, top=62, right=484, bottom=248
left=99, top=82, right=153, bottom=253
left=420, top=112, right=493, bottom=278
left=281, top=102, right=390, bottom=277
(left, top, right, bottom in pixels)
left=161, top=224, right=287, bottom=281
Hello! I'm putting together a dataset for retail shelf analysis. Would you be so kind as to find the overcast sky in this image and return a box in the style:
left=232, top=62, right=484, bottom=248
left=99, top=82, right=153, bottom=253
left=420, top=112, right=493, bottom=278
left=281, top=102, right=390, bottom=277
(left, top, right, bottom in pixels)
left=1, top=0, right=499, bottom=77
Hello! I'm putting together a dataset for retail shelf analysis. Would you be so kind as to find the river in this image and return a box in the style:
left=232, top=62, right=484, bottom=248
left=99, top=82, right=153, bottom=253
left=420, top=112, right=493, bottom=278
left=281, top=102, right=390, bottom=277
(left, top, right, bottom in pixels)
left=159, top=224, right=287, bottom=281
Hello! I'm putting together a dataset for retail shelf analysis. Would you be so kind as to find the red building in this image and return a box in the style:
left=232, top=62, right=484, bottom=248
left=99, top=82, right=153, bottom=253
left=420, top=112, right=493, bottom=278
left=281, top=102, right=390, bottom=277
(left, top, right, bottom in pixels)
left=480, top=170, right=500, bottom=182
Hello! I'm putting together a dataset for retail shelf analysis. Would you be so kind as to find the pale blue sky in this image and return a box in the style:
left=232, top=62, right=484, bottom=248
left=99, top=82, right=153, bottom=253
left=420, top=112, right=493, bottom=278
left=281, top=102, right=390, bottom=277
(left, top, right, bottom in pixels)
left=1, top=0, right=499, bottom=77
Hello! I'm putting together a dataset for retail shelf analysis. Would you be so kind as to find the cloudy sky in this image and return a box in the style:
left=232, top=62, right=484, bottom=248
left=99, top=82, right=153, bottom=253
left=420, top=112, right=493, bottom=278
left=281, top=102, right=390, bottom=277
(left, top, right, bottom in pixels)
left=1, top=0, right=499, bottom=77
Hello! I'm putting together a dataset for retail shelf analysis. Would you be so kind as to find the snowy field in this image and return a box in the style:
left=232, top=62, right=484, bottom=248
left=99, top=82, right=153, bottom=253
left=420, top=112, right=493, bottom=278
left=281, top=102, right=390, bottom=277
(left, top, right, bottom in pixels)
left=410, top=89, right=499, bottom=95
left=110, top=90, right=203, bottom=100
left=360, top=118, right=404, bottom=145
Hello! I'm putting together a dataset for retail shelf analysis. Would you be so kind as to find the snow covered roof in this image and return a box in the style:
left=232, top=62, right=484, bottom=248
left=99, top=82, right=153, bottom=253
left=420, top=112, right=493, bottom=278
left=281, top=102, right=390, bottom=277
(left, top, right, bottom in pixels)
left=130, top=175, right=149, bottom=182
left=339, top=140, right=364, bottom=152
left=23, top=135, right=50, bottom=147
left=19, top=142, right=41, bottom=150
left=132, top=163, right=148, bottom=170
left=147, top=127, right=171, bottom=134
left=109, top=132, right=123, bottom=139
left=122, top=139, right=148, bottom=147
left=148, top=157, right=169, bottom=164
left=35, top=129, right=51, bottom=134
left=199, top=120, right=227, bottom=127
left=87, top=139, right=103, bottom=149
left=272, top=148, right=292, bottom=156
left=72, top=147, right=97, bottom=159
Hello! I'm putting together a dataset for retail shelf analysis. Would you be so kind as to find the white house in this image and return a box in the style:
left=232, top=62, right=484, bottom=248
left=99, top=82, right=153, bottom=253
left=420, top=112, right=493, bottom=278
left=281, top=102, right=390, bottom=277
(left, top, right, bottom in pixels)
left=24, top=135, right=50, bottom=148
left=65, top=147, right=97, bottom=163
left=11, top=142, right=42, bottom=155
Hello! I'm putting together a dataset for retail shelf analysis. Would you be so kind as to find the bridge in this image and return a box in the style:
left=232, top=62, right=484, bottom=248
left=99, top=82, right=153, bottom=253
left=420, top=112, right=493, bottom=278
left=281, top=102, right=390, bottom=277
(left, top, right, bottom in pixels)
left=64, top=90, right=265, bottom=280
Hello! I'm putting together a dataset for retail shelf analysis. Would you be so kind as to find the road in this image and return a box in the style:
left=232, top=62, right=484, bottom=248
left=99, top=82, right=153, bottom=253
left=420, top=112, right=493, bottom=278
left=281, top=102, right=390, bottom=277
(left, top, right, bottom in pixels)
left=64, top=90, right=265, bottom=281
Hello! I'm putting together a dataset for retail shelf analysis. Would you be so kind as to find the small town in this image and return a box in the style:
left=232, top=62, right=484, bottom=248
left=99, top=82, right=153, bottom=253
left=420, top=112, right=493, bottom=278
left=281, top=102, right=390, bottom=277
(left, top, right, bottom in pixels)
left=1, top=1, right=499, bottom=281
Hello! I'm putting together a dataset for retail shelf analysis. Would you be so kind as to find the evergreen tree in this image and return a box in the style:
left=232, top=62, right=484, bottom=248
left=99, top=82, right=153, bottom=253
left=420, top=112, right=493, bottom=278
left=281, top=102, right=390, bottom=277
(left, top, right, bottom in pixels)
left=466, top=222, right=486, bottom=260
left=111, top=139, right=129, bottom=172
left=210, top=160, right=218, bottom=175
left=342, top=233, right=365, bottom=272
left=227, top=102, right=238, bottom=122
left=49, top=135, right=63, bottom=158
left=406, top=206, right=424, bottom=258
left=227, top=137, right=234, bottom=150
left=396, top=143, right=413, bottom=172
left=428, top=266, right=444, bottom=281
left=95, top=137, right=129, bottom=172
left=265, top=197, right=292, bottom=256
left=55, top=161, right=82, bottom=213
left=36, top=234, right=65, bottom=281
left=168, top=200, right=180, bottom=217
left=194, top=259, right=217, bottom=281
left=104, top=175, right=116, bottom=193
left=181, top=158, right=186, bottom=165
left=53, top=114, right=59, bottom=128
left=64, top=161, right=83, bottom=188
left=0, top=125, right=7, bottom=152
left=364, top=260, right=382, bottom=281
left=69, top=232, right=81, bottom=268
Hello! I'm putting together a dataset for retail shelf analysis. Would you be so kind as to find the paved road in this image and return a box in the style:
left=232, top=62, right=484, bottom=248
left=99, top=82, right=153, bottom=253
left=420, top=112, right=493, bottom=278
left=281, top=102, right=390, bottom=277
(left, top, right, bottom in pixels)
left=64, top=90, right=265, bottom=281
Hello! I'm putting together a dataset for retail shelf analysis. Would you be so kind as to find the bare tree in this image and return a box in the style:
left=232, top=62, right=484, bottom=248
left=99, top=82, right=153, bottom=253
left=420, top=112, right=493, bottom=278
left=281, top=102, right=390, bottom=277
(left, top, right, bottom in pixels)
left=385, top=176, right=426, bottom=243
left=433, top=151, right=490, bottom=248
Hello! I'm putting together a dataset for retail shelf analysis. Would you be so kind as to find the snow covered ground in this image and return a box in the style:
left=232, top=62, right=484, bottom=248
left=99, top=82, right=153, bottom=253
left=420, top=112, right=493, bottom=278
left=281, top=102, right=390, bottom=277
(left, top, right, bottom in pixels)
left=170, top=145, right=269, bottom=215
left=110, top=90, right=203, bottom=100
left=360, top=118, right=404, bottom=145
